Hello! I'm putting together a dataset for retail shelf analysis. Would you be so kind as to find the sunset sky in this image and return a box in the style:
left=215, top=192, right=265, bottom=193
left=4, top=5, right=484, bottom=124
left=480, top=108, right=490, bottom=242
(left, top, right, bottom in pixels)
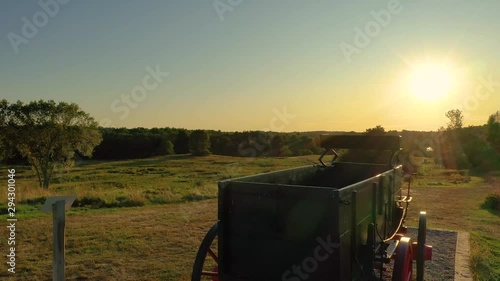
left=1, top=0, right=499, bottom=132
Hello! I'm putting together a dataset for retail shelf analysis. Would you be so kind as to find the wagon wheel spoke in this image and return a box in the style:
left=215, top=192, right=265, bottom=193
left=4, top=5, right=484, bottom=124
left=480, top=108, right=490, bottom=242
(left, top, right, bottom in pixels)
left=192, top=223, right=219, bottom=281
left=207, top=247, right=218, bottom=263
left=201, top=270, right=218, bottom=276
left=201, top=248, right=218, bottom=277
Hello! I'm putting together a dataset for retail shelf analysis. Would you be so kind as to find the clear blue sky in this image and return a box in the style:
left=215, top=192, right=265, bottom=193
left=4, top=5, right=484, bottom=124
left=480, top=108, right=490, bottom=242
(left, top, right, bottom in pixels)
left=1, top=0, right=499, bottom=131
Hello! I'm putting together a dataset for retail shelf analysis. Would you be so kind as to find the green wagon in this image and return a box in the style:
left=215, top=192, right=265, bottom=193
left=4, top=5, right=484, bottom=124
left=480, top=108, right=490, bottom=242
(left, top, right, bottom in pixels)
left=192, top=135, right=432, bottom=281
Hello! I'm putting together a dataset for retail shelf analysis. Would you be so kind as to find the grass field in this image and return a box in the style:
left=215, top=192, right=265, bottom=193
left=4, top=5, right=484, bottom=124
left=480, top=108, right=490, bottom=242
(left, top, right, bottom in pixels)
left=0, top=155, right=498, bottom=280
left=0, top=155, right=320, bottom=216
left=410, top=166, right=500, bottom=281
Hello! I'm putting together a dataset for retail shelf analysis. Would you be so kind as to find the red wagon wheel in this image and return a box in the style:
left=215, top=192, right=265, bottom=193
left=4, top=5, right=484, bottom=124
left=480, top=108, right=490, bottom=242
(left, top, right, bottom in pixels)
left=392, top=237, right=413, bottom=281
left=192, top=222, right=219, bottom=281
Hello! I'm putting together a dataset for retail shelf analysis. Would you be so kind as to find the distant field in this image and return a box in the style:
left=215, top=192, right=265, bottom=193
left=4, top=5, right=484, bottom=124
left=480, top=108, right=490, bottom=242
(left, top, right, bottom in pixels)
left=0, top=155, right=498, bottom=280
left=0, top=154, right=319, bottom=217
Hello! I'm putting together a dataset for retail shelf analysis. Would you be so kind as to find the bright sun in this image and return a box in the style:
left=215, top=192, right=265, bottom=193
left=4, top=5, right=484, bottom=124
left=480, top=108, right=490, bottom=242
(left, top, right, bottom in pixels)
left=408, top=62, right=454, bottom=101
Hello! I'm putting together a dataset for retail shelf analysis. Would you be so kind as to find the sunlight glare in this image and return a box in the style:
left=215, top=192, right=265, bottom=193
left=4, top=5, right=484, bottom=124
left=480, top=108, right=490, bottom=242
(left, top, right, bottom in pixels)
left=409, top=62, right=454, bottom=101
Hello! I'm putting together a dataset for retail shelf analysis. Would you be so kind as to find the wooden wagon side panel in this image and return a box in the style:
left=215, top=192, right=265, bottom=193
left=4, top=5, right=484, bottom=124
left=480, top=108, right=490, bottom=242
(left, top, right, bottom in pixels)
left=218, top=181, right=343, bottom=281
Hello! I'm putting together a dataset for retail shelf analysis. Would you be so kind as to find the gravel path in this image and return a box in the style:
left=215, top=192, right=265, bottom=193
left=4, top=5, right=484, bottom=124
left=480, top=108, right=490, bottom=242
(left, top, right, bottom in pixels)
left=382, top=228, right=458, bottom=280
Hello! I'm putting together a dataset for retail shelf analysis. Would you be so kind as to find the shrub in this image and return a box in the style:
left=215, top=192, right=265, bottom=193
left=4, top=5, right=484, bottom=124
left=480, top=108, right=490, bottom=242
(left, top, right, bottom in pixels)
left=449, top=173, right=470, bottom=184
left=299, top=149, right=313, bottom=155
left=74, top=196, right=106, bottom=208
left=111, top=195, right=145, bottom=207
left=21, top=196, right=47, bottom=205
left=182, top=193, right=214, bottom=202
left=311, top=146, right=325, bottom=155
left=480, top=193, right=500, bottom=211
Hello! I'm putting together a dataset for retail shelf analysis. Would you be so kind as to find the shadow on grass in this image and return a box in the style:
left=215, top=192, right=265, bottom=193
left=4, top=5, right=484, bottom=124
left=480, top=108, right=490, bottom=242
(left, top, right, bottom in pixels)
left=102, top=154, right=196, bottom=168
left=181, top=194, right=217, bottom=202
left=15, top=192, right=216, bottom=211
left=485, top=209, right=500, bottom=217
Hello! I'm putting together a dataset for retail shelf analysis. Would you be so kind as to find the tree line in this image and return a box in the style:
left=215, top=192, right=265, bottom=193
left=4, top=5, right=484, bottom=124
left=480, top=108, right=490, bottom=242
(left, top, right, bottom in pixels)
left=339, top=110, right=500, bottom=172
left=1, top=100, right=499, bottom=189
left=91, top=128, right=324, bottom=160
left=436, top=109, right=500, bottom=172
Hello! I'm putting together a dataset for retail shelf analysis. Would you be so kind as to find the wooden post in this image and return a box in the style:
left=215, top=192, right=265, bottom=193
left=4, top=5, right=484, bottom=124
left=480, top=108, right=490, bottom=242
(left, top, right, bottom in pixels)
left=52, top=200, right=66, bottom=281
left=41, top=196, right=75, bottom=281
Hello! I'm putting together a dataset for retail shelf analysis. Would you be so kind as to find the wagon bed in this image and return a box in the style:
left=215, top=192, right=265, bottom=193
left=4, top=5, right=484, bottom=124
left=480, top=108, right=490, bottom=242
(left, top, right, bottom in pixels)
left=192, top=135, right=432, bottom=281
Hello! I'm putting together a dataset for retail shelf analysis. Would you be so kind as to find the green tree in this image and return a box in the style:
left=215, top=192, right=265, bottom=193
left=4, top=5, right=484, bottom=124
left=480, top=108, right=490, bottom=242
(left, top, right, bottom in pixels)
left=299, top=149, right=313, bottom=155
left=365, top=125, right=386, bottom=135
left=436, top=110, right=466, bottom=169
left=156, top=137, right=174, bottom=155
left=445, top=109, right=463, bottom=130
left=211, top=135, right=234, bottom=155
left=174, top=130, right=190, bottom=154
left=270, top=135, right=284, bottom=156
left=189, top=130, right=211, bottom=156
left=0, top=137, right=6, bottom=161
left=0, top=100, right=102, bottom=189
left=487, top=111, right=500, bottom=154
left=0, top=100, right=10, bottom=161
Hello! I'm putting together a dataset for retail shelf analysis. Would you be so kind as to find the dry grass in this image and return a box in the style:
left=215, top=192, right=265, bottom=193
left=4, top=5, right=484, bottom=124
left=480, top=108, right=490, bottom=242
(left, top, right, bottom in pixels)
left=407, top=171, right=500, bottom=281
left=0, top=200, right=218, bottom=281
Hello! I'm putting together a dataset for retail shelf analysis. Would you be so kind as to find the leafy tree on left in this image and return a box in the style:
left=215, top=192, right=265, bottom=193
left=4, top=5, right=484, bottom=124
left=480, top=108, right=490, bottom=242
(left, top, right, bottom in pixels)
left=0, top=100, right=102, bottom=189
